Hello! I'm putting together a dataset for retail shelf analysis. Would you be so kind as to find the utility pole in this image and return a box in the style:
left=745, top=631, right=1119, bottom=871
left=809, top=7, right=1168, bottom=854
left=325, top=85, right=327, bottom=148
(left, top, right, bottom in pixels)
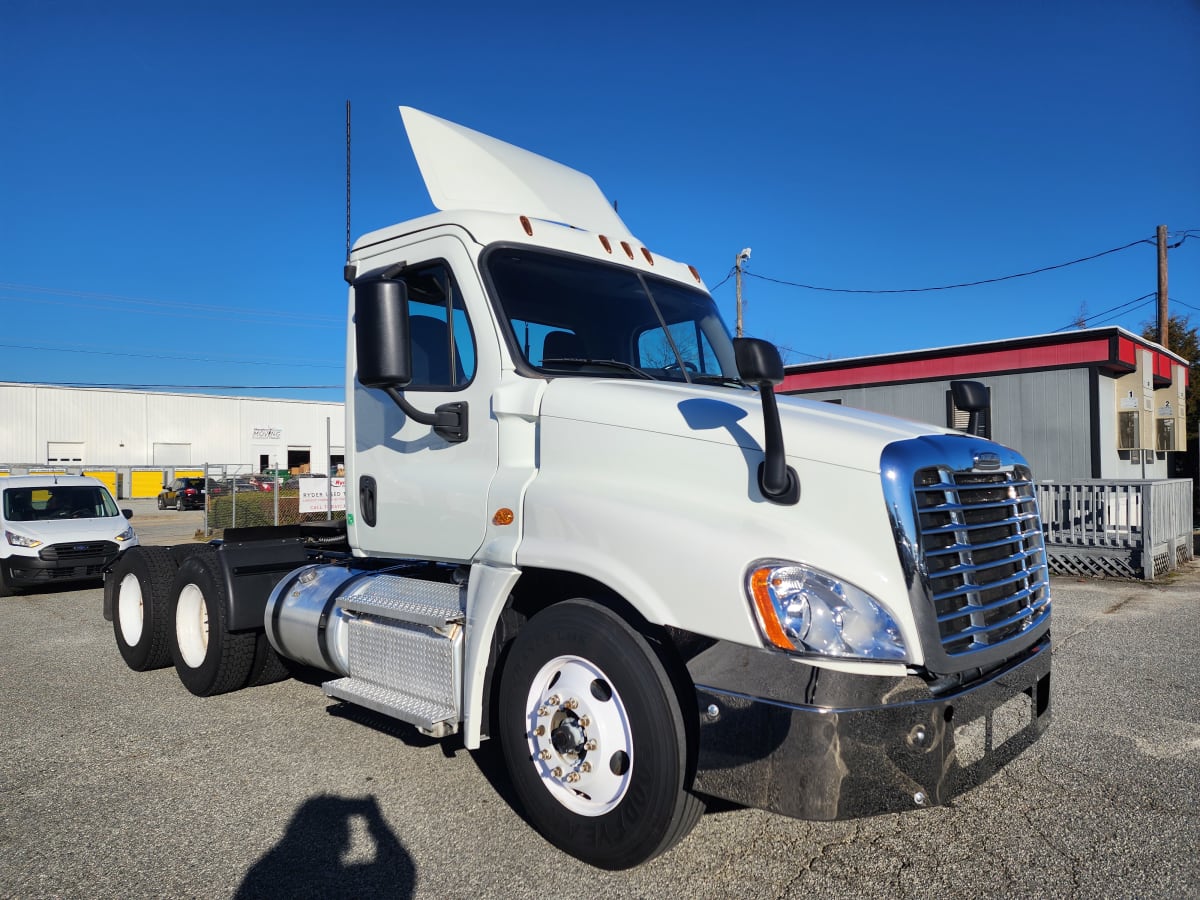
left=1157, top=224, right=1169, bottom=349
left=735, top=248, right=751, bottom=337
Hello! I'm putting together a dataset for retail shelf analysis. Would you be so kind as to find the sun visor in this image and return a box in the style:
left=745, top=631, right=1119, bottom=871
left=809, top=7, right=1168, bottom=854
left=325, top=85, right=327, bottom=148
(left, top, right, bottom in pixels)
left=400, top=106, right=634, bottom=239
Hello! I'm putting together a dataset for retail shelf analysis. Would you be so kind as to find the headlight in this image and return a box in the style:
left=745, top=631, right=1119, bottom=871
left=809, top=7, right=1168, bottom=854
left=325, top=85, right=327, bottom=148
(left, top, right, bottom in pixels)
left=747, top=561, right=906, bottom=660
left=114, top=526, right=136, bottom=543
left=5, top=530, right=42, bottom=549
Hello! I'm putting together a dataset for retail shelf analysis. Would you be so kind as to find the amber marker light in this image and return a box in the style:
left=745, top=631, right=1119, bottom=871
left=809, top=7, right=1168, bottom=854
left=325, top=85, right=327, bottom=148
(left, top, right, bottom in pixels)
left=749, top=567, right=793, bottom=650
left=492, top=508, right=515, bottom=526
left=640, top=247, right=654, bottom=265
left=599, top=235, right=612, bottom=253
left=520, top=216, right=534, bottom=236
left=688, top=265, right=702, bottom=283
left=620, top=241, right=634, bottom=259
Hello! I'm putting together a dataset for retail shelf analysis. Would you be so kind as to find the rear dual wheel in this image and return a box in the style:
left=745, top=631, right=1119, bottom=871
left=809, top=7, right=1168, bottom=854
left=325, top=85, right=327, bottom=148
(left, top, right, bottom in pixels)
left=498, top=599, right=704, bottom=869
left=110, top=547, right=180, bottom=671
left=169, top=549, right=256, bottom=696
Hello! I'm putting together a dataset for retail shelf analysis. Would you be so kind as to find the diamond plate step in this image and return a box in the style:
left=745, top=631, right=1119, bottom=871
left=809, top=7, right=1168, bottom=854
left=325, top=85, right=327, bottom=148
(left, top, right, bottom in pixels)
left=323, top=676, right=456, bottom=732
left=339, top=574, right=464, bottom=626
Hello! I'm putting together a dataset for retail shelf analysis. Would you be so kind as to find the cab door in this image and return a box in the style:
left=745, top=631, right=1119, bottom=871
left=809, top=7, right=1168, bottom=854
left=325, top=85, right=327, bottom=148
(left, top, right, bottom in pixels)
left=348, top=234, right=500, bottom=563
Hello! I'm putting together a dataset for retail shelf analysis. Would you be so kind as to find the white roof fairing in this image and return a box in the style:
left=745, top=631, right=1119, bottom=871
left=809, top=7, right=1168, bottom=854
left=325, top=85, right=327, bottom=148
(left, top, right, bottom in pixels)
left=400, top=106, right=635, bottom=241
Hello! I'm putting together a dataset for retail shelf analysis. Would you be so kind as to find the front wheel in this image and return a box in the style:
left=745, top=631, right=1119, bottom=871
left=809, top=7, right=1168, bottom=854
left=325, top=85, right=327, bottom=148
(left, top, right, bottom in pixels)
left=498, top=599, right=704, bottom=869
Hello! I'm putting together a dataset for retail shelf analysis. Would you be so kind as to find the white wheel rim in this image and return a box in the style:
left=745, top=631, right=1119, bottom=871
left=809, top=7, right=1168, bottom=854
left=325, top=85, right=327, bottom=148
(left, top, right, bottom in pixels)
left=116, top=573, right=144, bottom=646
left=175, top=583, right=209, bottom=668
left=523, top=655, right=633, bottom=816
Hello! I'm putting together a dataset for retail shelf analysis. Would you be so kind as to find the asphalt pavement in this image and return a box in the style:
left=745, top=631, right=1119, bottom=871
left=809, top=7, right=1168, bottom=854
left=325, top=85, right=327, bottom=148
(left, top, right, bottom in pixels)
left=1, top=537, right=1197, bottom=898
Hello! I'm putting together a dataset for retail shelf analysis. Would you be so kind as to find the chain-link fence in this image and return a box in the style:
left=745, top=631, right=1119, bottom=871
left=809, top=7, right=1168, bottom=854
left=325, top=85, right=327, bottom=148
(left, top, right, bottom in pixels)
left=202, top=463, right=345, bottom=536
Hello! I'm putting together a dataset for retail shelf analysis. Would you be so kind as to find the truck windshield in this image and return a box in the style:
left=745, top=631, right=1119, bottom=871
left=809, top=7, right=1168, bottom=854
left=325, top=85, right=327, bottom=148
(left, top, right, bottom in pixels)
left=485, top=247, right=742, bottom=385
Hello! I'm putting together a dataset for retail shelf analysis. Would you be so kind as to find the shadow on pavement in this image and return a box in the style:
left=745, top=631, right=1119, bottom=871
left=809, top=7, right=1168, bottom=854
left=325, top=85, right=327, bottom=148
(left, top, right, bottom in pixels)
left=235, top=794, right=415, bottom=899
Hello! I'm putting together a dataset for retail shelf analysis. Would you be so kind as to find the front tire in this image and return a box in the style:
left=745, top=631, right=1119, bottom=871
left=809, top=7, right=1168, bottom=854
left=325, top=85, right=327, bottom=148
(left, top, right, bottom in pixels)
left=168, top=549, right=255, bottom=696
left=110, top=547, right=178, bottom=671
left=498, top=599, right=704, bottom=869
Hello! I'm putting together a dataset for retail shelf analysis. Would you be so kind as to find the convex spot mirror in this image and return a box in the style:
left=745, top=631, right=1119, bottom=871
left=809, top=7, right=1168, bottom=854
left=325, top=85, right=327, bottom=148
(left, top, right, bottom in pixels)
left=355, top=277, right=412, bottom=389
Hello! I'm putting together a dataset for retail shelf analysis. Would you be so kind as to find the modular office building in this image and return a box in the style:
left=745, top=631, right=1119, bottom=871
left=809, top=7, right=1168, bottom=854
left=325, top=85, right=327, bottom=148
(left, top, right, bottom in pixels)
left=777, top=326, right=1191, bottom=484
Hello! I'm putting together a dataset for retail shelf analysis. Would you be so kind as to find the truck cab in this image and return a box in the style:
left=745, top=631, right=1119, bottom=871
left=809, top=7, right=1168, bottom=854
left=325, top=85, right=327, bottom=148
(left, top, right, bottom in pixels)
left=107, top=107, right=1052, bottom=870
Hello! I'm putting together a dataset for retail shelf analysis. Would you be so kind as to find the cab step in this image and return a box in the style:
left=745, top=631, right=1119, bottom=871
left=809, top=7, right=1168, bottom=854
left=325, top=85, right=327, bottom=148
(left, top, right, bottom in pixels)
left=323, top=574, right=465, bottom=736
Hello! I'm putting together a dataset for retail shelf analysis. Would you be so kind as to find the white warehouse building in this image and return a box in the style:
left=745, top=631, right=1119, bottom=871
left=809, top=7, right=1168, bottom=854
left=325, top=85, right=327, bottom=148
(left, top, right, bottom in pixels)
left=0, top=382, right=345, bottom=499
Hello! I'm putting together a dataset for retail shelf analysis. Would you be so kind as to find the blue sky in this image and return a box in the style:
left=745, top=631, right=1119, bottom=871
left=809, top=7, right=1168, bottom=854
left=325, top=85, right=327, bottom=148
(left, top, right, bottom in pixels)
left=2, top=1, right=1197, bottom=402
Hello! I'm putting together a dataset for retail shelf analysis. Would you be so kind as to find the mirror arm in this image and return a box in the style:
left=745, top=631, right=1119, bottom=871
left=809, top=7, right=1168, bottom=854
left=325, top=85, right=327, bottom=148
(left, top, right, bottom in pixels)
left=383, top=388, right=469, bottom=444
left=755, top=386, right=800, bottom=505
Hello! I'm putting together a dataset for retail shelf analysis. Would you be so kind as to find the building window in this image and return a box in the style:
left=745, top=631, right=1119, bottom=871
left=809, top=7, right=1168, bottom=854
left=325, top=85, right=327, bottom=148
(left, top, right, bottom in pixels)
left=47, top=442, right=84, bottom=463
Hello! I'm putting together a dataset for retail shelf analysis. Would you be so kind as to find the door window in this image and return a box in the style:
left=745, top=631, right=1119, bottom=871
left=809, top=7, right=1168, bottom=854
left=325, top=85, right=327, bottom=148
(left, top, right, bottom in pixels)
left=403, top=264, right=476, bottom=389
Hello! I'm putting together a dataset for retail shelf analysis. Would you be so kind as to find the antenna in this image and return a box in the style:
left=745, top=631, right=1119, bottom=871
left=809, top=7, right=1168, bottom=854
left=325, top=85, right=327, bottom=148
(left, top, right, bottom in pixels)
left=343, top=100, right=354, bottom=284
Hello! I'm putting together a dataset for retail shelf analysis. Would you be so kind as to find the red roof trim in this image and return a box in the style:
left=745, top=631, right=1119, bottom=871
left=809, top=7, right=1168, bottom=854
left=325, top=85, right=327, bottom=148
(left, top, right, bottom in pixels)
left=1117, top=337, right=1138, bottom=367
left=780, top=339, right=1115, bottom=392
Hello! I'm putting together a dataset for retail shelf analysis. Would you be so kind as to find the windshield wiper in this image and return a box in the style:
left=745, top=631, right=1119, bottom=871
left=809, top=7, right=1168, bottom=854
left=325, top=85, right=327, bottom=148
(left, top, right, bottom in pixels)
left=689, top=373, right=750, bottom=389
left=540, top=358, right=658, bottom=380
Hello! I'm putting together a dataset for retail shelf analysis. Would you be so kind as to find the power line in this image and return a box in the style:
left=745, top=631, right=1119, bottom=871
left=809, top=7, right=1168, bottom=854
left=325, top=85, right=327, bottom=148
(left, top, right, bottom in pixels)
left=707, top=267, right=736, bottom=292
left=0, top=282, right=342, bottom=325
left=1052, top=293, right=1156, bottom=332
left=742, top=236, right=1157, bottom=294
left=20, top=381, right=342, bottom=391
left=0, top=342, right=341, bottom=368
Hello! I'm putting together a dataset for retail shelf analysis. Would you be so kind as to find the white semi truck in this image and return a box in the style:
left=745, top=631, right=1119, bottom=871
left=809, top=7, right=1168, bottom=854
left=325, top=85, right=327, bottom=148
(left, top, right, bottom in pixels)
left=104, top=107, right=1052, bottom=870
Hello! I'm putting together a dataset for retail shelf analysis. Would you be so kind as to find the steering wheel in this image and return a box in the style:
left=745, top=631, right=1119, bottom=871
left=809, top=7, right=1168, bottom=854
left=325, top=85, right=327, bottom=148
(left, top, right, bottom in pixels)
left=664, top=361, right=699, bottom=374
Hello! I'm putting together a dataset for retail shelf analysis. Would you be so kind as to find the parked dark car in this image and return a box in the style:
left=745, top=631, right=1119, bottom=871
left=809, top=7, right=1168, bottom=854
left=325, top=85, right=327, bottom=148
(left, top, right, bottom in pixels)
left=158, top=478, right=206, bottom=511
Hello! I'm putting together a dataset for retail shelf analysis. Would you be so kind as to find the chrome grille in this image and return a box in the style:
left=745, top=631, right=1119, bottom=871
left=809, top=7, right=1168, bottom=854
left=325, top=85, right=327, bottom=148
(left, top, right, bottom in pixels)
left=914, top=465, right=1050, bottom=658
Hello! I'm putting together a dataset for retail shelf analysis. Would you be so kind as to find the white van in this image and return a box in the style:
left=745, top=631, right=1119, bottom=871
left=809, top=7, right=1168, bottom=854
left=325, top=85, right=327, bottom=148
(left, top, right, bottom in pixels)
left=0, top=475, right=138, bottom=595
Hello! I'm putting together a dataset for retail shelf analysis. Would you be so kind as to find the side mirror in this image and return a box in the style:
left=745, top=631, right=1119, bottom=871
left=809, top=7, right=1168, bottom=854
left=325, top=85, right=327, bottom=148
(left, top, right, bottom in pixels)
left=353, top=272, right=469, bottom=444
left=950, top=380, right=989, bottom=437
left=734, top=338, right=784, bottom=387
left=355, top=277, right=412, bottom=389
left=122, top=509, right=133, bottom=520
left=732, top=338, right=799, bottom=505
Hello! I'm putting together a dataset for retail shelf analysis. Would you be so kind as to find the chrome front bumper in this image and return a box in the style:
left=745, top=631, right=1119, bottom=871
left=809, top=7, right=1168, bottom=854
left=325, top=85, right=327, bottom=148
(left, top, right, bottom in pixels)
left=689, top=635, right=1051, bottom=820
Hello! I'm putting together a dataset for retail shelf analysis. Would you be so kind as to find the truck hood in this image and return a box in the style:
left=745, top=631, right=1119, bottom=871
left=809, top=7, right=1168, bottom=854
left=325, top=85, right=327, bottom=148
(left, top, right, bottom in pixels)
left=539, top=378, right=951, bottom=474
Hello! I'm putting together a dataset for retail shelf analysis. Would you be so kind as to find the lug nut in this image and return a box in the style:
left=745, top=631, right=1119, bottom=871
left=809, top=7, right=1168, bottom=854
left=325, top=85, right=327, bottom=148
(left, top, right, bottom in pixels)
left=551, top=767, right=563, bottom=778
left=581, top=762, right=592, bottom=773
left=565, top=772, right=580, bottom=783
left=539, top=749, right=552, bottom=760
left=534, top=725, right=545, bottom=737
left=585, top=739, right=598, bottom=751
left=564, top=698, right=579, bottom=710
left=547, top=695, right=560, bottom=706
left=579, top=716, right=590, bottom=727
left=537, top=707, right=548, bottom=718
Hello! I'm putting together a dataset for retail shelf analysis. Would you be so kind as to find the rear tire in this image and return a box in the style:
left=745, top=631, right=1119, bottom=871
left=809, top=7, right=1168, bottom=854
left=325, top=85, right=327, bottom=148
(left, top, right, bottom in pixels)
left=110, top=547, right=178, bottom=671
left=498, top=599, right=704, bottom=869
left=168, top=549, right=255, bottom=696
left=245, top=632, right=291, bottom=687
left=157, top=496, right=165, bottom=511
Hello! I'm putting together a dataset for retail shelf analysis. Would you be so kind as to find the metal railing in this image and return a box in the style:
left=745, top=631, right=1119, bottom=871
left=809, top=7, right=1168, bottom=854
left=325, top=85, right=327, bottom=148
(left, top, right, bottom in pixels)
left=1036, top=479, right=1194, bottom=580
